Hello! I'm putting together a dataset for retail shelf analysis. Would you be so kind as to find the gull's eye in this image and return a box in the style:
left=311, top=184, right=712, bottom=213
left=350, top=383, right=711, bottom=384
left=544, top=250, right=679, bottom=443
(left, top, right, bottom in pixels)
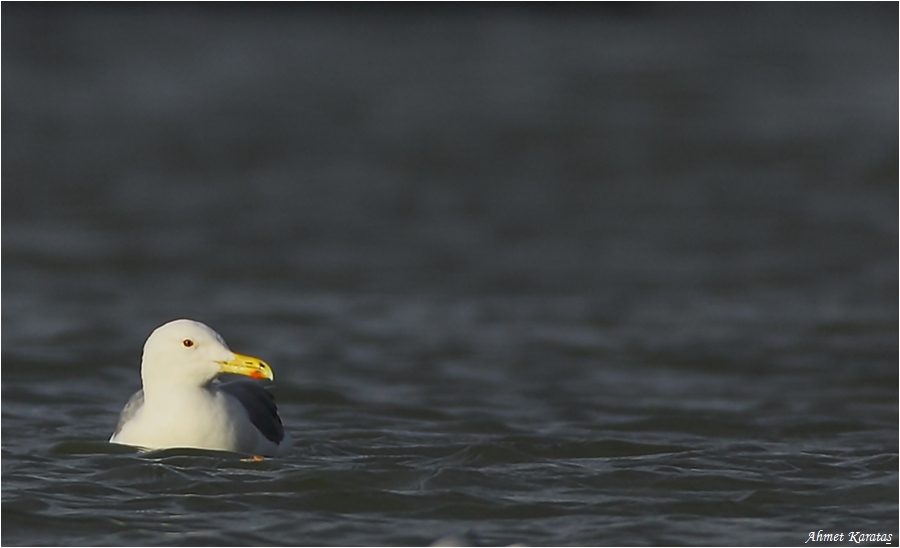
left=182, top=339, right=195, bottom=348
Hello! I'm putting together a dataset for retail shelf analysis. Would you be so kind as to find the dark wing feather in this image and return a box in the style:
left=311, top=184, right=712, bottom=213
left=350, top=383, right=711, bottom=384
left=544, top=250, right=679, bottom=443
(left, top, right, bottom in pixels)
left=113, top=389, right=144, bottom=437
left=219, top=380, right=284, bottom=444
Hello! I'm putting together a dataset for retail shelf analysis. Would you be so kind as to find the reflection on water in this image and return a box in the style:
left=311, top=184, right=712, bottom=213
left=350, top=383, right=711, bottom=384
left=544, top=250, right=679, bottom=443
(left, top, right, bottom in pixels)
left=2, top=4, right=897, bottom=546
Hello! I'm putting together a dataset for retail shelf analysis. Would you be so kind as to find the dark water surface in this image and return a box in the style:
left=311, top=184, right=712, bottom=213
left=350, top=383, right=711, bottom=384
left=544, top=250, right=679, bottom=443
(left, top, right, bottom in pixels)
left=2, top=5, right=898, bottom=546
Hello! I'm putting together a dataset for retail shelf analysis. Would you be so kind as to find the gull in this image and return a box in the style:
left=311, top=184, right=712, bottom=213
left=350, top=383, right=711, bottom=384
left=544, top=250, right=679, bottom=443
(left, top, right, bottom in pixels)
left=110, top=319, right=291, bottom=456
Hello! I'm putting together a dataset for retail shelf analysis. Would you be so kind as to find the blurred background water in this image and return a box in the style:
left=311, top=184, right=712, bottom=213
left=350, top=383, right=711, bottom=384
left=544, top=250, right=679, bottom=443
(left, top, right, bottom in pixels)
left=2, top=4, right=897, bottom=546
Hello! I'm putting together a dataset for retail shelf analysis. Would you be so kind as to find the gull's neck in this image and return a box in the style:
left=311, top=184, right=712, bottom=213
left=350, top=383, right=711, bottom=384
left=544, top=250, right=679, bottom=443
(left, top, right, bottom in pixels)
left=141, top=379, right=212, bottom=402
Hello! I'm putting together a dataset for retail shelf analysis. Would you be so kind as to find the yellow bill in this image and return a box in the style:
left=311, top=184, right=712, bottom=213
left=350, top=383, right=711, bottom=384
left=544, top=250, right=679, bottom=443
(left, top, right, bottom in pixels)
left=218, top=352, right=274, bottom=381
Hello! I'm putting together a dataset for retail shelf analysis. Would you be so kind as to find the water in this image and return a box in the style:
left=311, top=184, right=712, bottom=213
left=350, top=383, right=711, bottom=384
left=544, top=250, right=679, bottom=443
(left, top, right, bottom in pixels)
left=2, top=5, right=897, bottom=546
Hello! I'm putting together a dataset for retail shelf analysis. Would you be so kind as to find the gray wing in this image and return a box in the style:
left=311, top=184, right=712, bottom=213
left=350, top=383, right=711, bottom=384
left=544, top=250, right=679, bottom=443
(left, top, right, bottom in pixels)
left=113, top=389, right=144, bottom=437
left=219, top=380, right=284, bottom=444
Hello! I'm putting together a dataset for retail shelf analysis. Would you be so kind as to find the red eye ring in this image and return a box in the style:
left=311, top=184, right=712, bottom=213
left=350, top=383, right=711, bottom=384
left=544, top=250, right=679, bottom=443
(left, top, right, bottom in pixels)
left=182, top=339, right=194, bottom=348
